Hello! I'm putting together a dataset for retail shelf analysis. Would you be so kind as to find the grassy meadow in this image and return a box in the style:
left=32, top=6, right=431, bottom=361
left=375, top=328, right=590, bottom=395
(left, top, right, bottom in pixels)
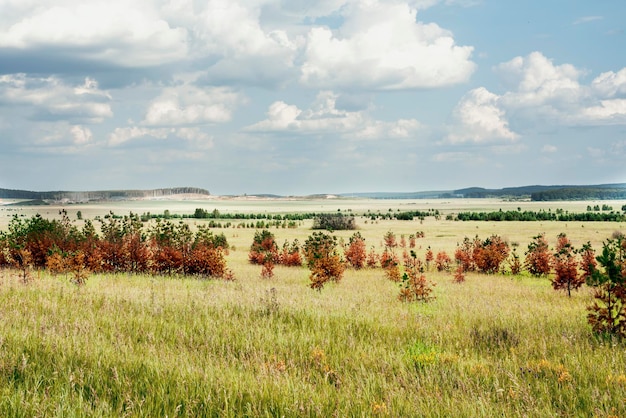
left=0, top=198, right=625, bottom=417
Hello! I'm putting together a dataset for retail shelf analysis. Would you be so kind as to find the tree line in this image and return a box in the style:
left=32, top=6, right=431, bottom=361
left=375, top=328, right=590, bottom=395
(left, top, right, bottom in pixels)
left=456, top=209, right=626, bottom=222
left=0, top=211, right=232, bottom=282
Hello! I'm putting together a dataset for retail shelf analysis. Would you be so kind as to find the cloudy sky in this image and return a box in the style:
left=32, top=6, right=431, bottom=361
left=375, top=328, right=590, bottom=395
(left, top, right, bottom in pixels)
left=1, top=0, right=625, bottom=195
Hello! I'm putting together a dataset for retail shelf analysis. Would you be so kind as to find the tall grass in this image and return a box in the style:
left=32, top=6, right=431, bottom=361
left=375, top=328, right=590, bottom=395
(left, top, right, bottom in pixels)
left=1, top=211, right=625, bottom=416
left=1, top=261, right=624, bottom=416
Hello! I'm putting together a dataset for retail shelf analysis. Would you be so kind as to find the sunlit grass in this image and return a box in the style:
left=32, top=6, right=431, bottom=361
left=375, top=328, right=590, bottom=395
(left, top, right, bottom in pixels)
left=1, top=202, right=625, bottom=416
left=1, top=252, right=624, bottom=416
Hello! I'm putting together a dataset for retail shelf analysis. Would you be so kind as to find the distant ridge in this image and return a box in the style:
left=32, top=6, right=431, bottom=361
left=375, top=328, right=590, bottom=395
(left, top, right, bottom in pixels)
left=0, top=187, right=210, bottom=202
left=455, top=183, right=626, bottom=200
left=340, top=183, right=626, bottom=200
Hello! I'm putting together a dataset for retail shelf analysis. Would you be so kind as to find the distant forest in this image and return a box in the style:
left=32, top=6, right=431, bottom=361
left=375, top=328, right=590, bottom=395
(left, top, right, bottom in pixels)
left=0, top=187, right=210, bottom=201
left=455, top=184, right=626, bottom=201
left=530, top=187, right=626, bottom=201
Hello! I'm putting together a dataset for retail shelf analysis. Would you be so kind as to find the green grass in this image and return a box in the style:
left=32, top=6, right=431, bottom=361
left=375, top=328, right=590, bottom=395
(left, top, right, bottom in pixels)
left=1, top=202, right=626, bottom=416
left=1, top=262, right=625, bottom=417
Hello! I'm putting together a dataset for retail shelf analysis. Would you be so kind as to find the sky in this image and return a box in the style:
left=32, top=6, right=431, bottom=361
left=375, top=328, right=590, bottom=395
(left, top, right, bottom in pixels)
left=0, top=0, right=625, bottom=196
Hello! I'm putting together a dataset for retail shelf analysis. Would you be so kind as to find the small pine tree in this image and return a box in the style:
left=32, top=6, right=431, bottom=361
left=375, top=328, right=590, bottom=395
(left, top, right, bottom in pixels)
left=425, top=247, right=434, bottom=271
left=525, top=234, right=552, bottom=276
left=453, top=265, right=465, bottom=283
left=366, top=246, right=378, bottom=268
left=344, top=232, right=367, bottom=269
left=552, top=233, right=584, bottom=297
left=509, top=248, right=522, bottom=275
left=304, top=232, right=345, bottom=290
left=435, top=251, right=451, bottom=272
left=586, top=237, right=626, bottom=338
left=578, top=241, right=597, bottom=281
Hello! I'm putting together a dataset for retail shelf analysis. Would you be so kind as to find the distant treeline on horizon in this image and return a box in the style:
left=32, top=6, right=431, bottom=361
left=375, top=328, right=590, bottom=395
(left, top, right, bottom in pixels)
left=0, top=187, right=210, bottom=201
left=455, top=184, right=626, bottom=201
left=1, top=183, right=626, bottom=202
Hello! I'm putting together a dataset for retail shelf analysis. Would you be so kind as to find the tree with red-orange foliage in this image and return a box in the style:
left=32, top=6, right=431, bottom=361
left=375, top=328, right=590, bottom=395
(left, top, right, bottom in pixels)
left=435, top=251, right=451, bottom=272
left=366, top=246, right=378, bottom=268
left=344, top=232, right=366, bottom=269
left=279, top=239, right=302, bottom=267
left=509, top=248, right=522, bottom=275
left=304, top=232, right=345, bottom=290
left=148, top=219, right=184, bottom=275
left=68, top=250, right=89, bottom=285
left=147, top=219, right=230, bottom=279
left=525, top=233, right=552, bottom=276
left=453, top=265, right=465, bottom=283
left=79, top=220, right=104, bottom=272
left=188, top=224, right=231, bottom=279
left=187, top=244, right=228, bottom=278
left=98, top=212, right=141, bottom=272
left=249, top=229, right=278, bottom=265
left=383, top=231, right=397, bottom=248
left=380, top=232, right=401, bottom=282
left=473, top=235, right=510, bottom=274
left=122, top=214, right=150, bottom=273
left=578, top=241, right=597, bottom=281
left=398, top=251, right=435, bottom=302
left=380, top=248, right=400, bottom=280
left=425, top=246, right=434, bottom=271
left=454, top=238, right=474, bottom=272
left=552, top=233, right=585, bottom=297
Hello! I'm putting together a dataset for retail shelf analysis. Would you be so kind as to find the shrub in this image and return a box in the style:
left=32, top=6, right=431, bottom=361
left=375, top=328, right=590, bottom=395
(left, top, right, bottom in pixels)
left=312, top=214, right=356, bottom=231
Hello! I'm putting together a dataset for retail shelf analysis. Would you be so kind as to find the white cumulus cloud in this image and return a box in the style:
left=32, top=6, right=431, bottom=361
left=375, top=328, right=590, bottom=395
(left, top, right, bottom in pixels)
left=143, top=85, right=243, bottom=126
left=447, top=87, right=518, bottom=143
left=247, top=91, right=421, bottom=139
left=450, top=52, right=626, bottom=138
left=0, top=0, right=188, bottom=67
left=0, top=74, right=112, bottom=123
left=108, top=126, right=213, bottom=148
left=70, top=125, right=93, bottom=145
left=300, top=0, right=475, bottom=90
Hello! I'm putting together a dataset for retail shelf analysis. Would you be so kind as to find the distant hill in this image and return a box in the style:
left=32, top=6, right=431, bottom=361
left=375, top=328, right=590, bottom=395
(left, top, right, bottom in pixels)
left=339, top=183, right=626, bottom=200
left=0, top=187, right=210, bottom=202
left=454, top=184, right=626, bottom=200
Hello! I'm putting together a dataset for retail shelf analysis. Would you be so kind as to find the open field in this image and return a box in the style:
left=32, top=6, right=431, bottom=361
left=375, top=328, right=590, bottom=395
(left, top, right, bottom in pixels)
left=1, top=198, right=625, bottom=416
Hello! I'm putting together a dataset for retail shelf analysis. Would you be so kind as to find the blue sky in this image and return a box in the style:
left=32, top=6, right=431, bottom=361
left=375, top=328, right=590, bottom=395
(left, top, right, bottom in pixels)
left=0, top=0, right=625, bottom=195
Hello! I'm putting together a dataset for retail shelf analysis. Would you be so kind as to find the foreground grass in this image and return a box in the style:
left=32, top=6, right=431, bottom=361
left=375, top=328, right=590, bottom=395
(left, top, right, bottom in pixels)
left=1, top=264, right=624, bottom=418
